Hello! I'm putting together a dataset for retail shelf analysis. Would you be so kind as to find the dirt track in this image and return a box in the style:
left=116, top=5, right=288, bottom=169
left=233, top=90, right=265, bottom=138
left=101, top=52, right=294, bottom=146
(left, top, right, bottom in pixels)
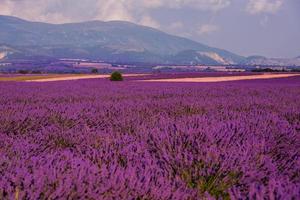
left=142, top=74, right=300, bottom=83
left=25, top=74, right=146, bottom=82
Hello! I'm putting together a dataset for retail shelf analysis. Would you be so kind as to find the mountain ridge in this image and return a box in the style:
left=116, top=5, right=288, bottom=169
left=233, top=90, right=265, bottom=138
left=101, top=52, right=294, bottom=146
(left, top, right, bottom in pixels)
left=0, top=15, right=244, bottom=65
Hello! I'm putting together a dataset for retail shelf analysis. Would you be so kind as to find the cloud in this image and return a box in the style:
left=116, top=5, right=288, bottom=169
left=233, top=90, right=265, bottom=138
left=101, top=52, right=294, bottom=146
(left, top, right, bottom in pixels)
left=0, top=0, right=233, bottom=31
left=0, top=0, right=82, bottom=23
left=180, top=0, right=231, bottom=11
left=139, top=15, right=160, bottom=28
left=147, top=0, right=231, bottom=11
left=94, top=0, right=133, bottom=22
left=246, top=0, right=283, bottom=15
left=164, top=21, right=186, bottom=36
left=0, top=0, right=232, bottom=23
left=0, top=0, right=12, bottom=15
left=197, top=24, right=219, bottom=35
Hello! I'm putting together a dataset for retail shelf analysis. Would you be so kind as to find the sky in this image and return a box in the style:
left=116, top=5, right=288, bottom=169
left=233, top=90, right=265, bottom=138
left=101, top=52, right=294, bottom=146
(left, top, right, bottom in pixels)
left=0, top=0, right=299, bottom=58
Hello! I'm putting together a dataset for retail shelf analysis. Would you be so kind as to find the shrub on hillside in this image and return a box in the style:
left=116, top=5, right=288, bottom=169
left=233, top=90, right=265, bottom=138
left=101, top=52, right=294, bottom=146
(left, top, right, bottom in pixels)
left=110, top=71, right=123, bottom=81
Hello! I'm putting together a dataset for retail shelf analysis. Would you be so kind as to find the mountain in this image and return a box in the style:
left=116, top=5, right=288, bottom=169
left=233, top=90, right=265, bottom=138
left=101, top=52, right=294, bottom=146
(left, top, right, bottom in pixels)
left=243, top=55, right=300, bottom=66
left=0, top=15, right=243, bottom=65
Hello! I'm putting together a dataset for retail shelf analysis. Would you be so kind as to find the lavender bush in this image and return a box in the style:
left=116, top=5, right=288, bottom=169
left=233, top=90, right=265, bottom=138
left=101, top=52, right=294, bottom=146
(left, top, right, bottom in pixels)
left=0, top=75, right=299, bottom=199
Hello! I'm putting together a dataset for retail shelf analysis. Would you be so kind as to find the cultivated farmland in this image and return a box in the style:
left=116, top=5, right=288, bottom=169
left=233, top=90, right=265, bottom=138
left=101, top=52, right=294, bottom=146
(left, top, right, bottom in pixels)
left=0, top=74, right=300, bottom=199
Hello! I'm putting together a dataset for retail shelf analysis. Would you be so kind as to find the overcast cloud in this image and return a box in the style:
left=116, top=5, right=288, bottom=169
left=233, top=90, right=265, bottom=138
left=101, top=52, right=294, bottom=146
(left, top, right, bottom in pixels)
left=0, top=0, right=299, bottom=57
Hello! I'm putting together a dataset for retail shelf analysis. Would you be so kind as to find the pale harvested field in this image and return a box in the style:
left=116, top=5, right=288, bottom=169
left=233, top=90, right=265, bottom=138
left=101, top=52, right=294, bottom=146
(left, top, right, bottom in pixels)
left=25, top=74, right=147, bottom=82
left=142, top=74, right=300, bottom=83
left=0, top=74, right=81, bottom=82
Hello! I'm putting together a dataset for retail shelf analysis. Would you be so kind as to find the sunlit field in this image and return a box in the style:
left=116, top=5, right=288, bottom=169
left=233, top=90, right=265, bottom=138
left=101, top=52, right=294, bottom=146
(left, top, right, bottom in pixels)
left=1, top=74, right=300, bottom=199
left=0, top=74, right=147, bottom=82
left=143, top=73, right=300, bottom=82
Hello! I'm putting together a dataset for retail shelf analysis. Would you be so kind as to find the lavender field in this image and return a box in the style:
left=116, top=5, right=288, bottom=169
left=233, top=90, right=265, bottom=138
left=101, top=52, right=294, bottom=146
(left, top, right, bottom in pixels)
left=0, top=75, right=300, bottom=199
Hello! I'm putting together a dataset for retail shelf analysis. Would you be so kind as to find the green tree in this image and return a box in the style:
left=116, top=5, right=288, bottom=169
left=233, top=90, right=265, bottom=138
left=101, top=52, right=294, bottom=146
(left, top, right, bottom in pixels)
left=110, top=71, right=123, bottom=81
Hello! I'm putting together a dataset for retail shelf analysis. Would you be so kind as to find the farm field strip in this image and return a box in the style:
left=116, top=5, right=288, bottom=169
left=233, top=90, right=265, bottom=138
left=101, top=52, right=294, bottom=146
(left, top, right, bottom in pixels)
left=24, top=75, right=111, bottom=82
left=142, top=73, right=300, bottom=82
left=0, top=74, right=87, bottom=82
left=25, top=74, right=148, bottom=82
left=0, top=74, right=148, bottom=82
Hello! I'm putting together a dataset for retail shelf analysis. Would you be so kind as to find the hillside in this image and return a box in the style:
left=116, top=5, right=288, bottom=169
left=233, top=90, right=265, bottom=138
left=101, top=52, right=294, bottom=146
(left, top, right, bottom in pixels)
left=243, top=56, right=300, bottom=66
left=0, top=15, right=243, bottom=65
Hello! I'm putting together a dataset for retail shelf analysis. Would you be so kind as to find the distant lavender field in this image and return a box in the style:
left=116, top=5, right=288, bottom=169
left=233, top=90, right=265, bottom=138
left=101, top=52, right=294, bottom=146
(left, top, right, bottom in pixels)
left=0, top=75, right=300, bottom=199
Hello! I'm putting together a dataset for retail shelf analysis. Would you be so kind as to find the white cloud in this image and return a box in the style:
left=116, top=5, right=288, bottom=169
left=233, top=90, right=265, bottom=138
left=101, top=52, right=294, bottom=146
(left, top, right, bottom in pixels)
left=0, top=0, right=232, bottom=23
left=197, top=24, right=219, bottom=35
left=150, top=0, right=231, bottom=11
left=0, top=0, right=13, bottom=15
left=139, top=15, right=160, bottom=28
left=246, top=0, right=283, bottom=15
left=0, top=0, right=232, bottom=32
left=183, top=0, right=231, bottom=11
left=140, top=0, right=164, bottom=8
left=94, top=0, right=133, bottom=22
left=0, top=0, right=77, bottom=23
left=163, top=21, right=192, bottom=39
